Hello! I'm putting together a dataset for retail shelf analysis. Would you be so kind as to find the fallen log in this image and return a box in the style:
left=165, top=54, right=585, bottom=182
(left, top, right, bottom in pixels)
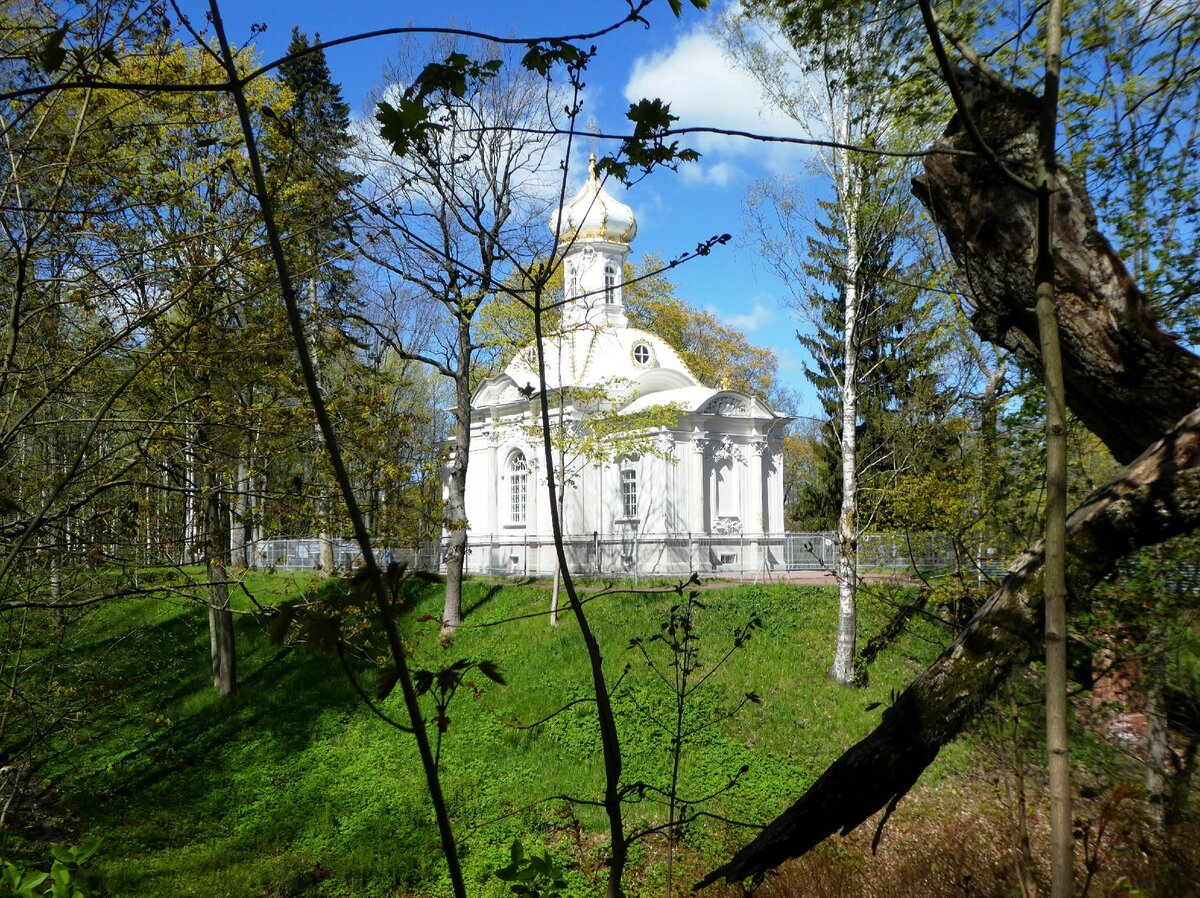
left=699, top=75, right=1200, bottom=889
left=699, top=408, right=1200, bottom=888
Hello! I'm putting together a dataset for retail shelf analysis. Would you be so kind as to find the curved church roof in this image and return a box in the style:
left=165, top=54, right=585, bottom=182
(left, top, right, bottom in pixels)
left=549, top=153, right=637, bottom=245
left=501, top=326, right=698, bottom=395
left=472, top=155, right=786, bottom=426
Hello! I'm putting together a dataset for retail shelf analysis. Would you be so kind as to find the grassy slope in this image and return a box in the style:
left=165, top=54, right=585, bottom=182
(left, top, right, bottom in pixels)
left=31, top=572, right=954, bottom=897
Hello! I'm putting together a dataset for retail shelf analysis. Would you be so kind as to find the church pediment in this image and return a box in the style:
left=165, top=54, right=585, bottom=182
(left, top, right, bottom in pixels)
left=699, top=393, right=750, bottom=417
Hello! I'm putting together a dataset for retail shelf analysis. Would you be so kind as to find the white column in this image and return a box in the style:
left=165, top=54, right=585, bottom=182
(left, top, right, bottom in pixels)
left=691, top=437, right=708, bottom=533
left=750, top=439, right=767, bottom=535
left=526, top=452, right=540, bottom=572
left=486, top=430, right=498, bottom=537
left=750, top=438, right=768, bottom=574
left=691, top=436, right=708, bottom=571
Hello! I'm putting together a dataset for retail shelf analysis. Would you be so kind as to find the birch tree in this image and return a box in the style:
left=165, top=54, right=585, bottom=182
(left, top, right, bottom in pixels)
left=723, top=1, right=944, bottom=684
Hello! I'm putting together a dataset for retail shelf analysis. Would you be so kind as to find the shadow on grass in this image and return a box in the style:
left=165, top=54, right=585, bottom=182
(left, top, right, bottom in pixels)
left=463, top=583, right=504, bottom=618
left=65, top=589, right=453, bottom=895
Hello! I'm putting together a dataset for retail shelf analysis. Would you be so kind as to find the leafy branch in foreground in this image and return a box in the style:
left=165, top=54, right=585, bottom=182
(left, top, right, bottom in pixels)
left=493, top=839, right=568, bottom=898
left=624, top=586, right=762, bottom=898
left=1, top=837, right=100, bottom=898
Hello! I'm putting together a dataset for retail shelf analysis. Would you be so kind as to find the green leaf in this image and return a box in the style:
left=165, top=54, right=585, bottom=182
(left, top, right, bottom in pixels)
left=435, top=667, right=463, bottom=693
left=74, top=836, right=100, bottom=863
left=375, top=98, right=442, bottom=158
left=376, top=664, right=401, bottom=700
left=521, top=40, right=589, bottom=76
left=18, top=870, right=49, bottom=896
left=39, top=27, right=68, bottom=73
left=298, top=611, right=340, bottom=654
left=477, top=660, right=506, bottom=685
left=265, top=602, right=298, bottom=645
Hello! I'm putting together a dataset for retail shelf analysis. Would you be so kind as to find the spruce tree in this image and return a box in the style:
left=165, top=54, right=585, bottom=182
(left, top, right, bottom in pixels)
left=792, top=180, right=947, bottom=532
left=275, top=30, right=362, bottom=574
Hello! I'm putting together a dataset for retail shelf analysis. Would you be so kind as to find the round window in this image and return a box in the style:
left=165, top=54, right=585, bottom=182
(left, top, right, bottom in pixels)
left=632, top=342, right=654, bottom=367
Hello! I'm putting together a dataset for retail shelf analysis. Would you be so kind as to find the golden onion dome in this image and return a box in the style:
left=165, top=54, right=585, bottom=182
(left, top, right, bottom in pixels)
left=549, top=153, right=637, bottom=244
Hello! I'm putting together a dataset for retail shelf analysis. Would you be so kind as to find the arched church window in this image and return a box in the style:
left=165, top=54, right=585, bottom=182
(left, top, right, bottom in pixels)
left=620, top=466, right=638, bottom=519
left=508, top=452, right=528, bottom=524
left=604, top=264, right=617, bottom=304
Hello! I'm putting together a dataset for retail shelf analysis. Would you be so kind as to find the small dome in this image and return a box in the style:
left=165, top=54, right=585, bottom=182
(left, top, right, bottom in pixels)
left=549, top=153, right=637, bottom=244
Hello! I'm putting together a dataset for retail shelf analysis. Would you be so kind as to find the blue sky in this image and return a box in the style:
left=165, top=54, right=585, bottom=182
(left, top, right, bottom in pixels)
left=205, top=0, right=822, bottom=414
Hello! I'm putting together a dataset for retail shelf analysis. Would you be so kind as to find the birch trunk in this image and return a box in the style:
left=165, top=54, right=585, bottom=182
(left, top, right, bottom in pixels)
left=831, top=97, right=861, bottom=687
left=310, top=276, right=335, bottom=577
left=230, top=453, right=250, bottom=569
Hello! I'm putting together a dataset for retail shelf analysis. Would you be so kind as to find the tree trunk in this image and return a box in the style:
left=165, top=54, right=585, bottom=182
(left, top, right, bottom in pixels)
left=305, top=275, right=336, bottom=577
left=911, top=73, right=1200, bottom=466
left=1033, top=8, right=1073, bottom=891
left=1005, top=692, right=1039, bottom=898
left=230, top=454, right=250, bottom=569
left=441, top=324, right=474, bottom=638
left=204, top=464, right=236, bottom=697
left=700, top=76, right=1200, bottom=885
left=700, top=407, right=1200, bottom=887
left=832, top=235, right=860, bottom=685
left=831, top=85, right=862, bottom=687
left=1144, top=622, right=1169, bottom=845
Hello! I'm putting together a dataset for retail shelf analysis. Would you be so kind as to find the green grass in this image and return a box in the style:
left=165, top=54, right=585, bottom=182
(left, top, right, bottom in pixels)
left=17, top=570, right=952, bottom=897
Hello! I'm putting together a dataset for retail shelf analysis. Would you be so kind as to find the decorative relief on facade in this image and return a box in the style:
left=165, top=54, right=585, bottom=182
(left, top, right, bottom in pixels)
left=692, top=436, right=710, bottom=455
left=700, top=395, right=750, bottom=416
left=750, top=438, right=768, bottom=457
left=712, top=435, right=745, bottom=464
left=712, top=515, right=742, bottom=534
left=657, top=430, right=676, bottom=456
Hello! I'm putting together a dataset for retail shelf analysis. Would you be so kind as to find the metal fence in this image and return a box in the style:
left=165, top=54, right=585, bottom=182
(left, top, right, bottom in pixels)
left=250, top=538, right=439, bottom=573
left=252, top=531, right=964, bottom=580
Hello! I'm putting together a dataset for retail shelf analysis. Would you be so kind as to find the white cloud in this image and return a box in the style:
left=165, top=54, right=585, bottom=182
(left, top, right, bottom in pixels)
left=623, top=24, right=812, bottom=178
left=680, top=159, right=735, bottom=188
left=715, top=301, right=774, bottom=332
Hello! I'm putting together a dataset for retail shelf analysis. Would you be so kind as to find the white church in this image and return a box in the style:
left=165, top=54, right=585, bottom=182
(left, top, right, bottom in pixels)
left=460, top=158, right=791, bottom=576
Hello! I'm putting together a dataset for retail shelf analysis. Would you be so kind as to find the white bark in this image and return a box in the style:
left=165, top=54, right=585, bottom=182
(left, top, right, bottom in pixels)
left=831, top=86, right=862, bottom=687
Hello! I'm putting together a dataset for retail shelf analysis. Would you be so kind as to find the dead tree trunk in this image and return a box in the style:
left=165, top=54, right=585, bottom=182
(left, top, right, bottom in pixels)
left=700, top=77, right=1200, bottom=890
